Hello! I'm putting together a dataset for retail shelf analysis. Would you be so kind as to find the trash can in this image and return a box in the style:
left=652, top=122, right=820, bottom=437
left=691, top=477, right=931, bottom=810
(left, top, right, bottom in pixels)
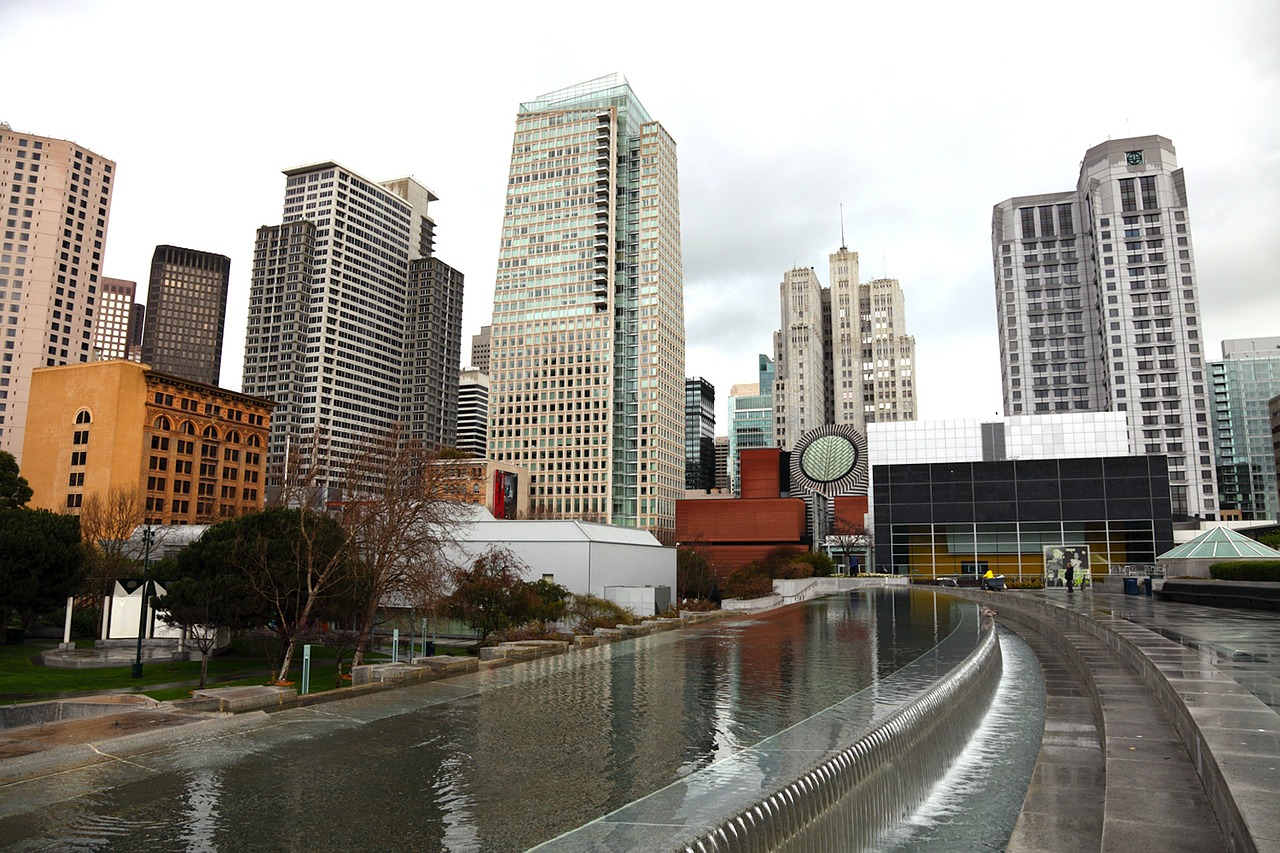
left=1123, top=577, right=1139, bottom=595
left=424, top=640, right=436, bottom=657
left=1143, top=577, right=1153, bottom=597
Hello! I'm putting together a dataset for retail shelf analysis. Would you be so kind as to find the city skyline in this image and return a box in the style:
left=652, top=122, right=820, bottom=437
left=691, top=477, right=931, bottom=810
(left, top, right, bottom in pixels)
left=2, top=3, right=1276, bottom=432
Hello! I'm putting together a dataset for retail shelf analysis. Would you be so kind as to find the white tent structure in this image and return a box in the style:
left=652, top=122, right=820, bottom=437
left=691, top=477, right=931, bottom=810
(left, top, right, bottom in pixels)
left=446, top=506, right=675, bottom=608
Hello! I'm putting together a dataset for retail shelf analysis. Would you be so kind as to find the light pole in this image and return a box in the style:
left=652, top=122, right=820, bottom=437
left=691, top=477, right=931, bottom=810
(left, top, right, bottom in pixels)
left=131, top=526, right=154, bottom=679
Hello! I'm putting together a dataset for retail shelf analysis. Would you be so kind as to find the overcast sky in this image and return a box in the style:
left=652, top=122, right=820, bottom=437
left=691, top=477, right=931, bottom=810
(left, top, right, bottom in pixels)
left=3, top=1, right=1277, bottom=430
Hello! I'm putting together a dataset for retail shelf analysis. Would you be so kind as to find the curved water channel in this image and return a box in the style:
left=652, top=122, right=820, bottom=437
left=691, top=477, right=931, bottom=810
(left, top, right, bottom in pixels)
left=0, top=589, right=1042, bottom=851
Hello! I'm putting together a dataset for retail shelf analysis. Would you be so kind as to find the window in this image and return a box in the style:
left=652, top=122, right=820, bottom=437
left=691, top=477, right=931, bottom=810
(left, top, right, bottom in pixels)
left=1120, top=178, right=1137, bottom=212
left=72, top=429, right=89, bottom=445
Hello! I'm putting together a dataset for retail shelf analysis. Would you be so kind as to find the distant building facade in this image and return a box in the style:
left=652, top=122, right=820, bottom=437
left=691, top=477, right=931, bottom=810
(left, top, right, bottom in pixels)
left=470, top=325, right=491, bottom=374
left=993, top=135, right=1216, bottom=519
left=457, top=368, right=490, bottom=458
left=713, top=435, right=729, bottom=490
left=684, top=377, right=715, bottom=491
left=23, top=360, right=272, bottom=525
left=0, top=126, right=116, bottom=464
left=773, top=245, right=917, bottom=450
left=93, top=278, right=138, bottom=361
left=141, top=246, right=231, bottom=386
left=1211, top=337, right=1280, bottom=520
left=727, top=355, right=775, bottom=496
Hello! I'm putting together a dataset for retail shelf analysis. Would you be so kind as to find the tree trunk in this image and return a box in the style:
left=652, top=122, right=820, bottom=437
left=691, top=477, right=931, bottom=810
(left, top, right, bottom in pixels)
left=199, top=650, right=210, bottom=689
left=351, top=596, right=381, bottom=668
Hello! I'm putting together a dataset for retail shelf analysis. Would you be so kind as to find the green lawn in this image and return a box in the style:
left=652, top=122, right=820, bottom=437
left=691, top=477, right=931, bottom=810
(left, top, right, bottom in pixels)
left=0, top=638, right=396, bottom=704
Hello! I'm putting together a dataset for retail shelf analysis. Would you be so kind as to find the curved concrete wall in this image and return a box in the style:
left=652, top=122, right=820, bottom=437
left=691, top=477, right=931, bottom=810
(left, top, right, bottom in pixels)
left=683, top=618, right=1002, bottom=852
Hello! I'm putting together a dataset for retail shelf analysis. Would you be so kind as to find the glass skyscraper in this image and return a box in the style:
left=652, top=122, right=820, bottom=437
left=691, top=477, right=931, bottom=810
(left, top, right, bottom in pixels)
left=1211, top=338, right=1280, bottom=521
left=727, top=355, right=776, bottom=496
left=486, top=74, right=684, bottom=541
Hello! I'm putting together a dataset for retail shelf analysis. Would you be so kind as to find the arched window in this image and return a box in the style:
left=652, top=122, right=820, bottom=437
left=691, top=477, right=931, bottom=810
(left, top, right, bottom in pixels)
left=75, top=410, right=91, bottom=424
left=248, top=434, right=262, bottom=448
left=227, top=430, right=241, bottom=445
left=202, top=426, right=219, bottom=440
left=181, top=421, right=196, bottom=435
left=153, top=416, right=171, bottom=431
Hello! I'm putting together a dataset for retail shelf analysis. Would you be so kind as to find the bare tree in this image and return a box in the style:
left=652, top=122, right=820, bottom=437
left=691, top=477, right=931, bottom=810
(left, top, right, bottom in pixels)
left=336, top=428, right=466, bottom=666
left=828, top=515, right=873, bottom=574
left=78, top=485, right=145, bottom=591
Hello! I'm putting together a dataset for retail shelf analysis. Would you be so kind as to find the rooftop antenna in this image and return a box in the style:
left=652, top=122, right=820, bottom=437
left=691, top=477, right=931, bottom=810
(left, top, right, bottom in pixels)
left=839, top=204, right=847, bottom=250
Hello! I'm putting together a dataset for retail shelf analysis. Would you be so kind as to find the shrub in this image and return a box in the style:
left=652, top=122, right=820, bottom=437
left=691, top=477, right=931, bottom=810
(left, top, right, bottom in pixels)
left=679, top=598, right=718, bottom=612
left=1210, top=561, right=1280, bottom=582
left=1005, top=578, right=1044, bottom=590
left=773, top=561, right=813, bottom=580
left=723, top=566, right=774, bottom=600
left=494, top=621, right=570, bottom=643
left=566, top=594, right=638, bottom=634
left=791, top=551, right=836, bottom=578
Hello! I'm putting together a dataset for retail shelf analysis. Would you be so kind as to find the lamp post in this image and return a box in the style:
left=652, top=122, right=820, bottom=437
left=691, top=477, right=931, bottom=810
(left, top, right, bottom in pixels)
left=131, top=526, right=154, bottom=679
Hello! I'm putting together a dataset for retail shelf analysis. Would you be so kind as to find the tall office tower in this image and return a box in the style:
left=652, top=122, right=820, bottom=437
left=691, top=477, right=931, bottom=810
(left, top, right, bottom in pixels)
left=713, top=435, right=729, bottom=490
left=727, top=355, right=775, bottom=496
left=141, top=246, right=230, bottom=385
left=993, top=135, right=1216, bottom=518
left=243, top=163, right=464, bottom=500
left=0, top=125, right=115, bottom=463
left=1211, top=338, right=1280, bottom=521
left=92, top=277, right=137, bottom=360
left=772, top=245, right=917, bottom=449
left=457, top=368, right=490, bottom=458
left=684, top=377, right=716, bottom=491
left=470, top=325, right=491, bottom=373
left=486, top=74, right=685, bottom=539
left=773, top=266, right=828, bottom=449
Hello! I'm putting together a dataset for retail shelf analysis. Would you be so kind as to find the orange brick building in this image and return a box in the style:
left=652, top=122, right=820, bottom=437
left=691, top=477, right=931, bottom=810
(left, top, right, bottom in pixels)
left=23, top=361, right=273, bottom=525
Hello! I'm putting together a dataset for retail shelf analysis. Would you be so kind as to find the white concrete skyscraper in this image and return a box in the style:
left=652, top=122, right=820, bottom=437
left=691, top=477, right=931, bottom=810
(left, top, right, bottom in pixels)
left=0, top=125, right=115, bottom=463
left=993, top=135, right=1216, bottom=519
left=486, top=74, right=684, bottom=541
left=773, top=244, right=917, bottom=449
left=243, top=162, right=463, bottom=499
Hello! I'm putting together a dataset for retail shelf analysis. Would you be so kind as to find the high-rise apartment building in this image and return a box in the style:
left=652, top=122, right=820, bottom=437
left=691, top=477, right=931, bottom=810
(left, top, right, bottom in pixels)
left=470, top=325, right=491, bottom=373
left=1211, top=338, right=1280, bottom=521
left=457, top=368, right=490, bottom=458
left=242, top=163, right=464, bottom=499
left=141, top=246, right=231, bottom=386
left=773, top=245, right=917, bottom=449
left=713, top=435, right=729, bottom=491
left=993, top=135, right=1216, bottom=518
left=727, top=355, right=775, bottom=496
left=485, top=74, right=684, bottom=539
left=0, top=125, right=115, bottom=464
left=93, top=277, right=137, bottom=361
left=684, top=377, right=715, bottom=491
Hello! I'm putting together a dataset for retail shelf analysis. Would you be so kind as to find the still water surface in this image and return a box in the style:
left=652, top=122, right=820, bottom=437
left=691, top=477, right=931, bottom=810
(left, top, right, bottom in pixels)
left=0, top=589, right=999, bottom=852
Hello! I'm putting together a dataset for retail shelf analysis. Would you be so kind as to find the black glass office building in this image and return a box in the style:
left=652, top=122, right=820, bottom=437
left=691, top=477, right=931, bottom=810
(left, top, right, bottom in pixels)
left=873, top=455, right=1173, bottom=578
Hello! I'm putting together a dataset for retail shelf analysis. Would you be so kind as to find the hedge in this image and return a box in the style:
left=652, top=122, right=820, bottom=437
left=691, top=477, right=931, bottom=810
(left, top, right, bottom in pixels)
left=1210, top=561, right=1280, bottom=582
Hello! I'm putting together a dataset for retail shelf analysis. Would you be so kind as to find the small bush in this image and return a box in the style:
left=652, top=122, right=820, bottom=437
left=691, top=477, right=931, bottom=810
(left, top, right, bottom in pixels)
left=494, top=621, right=570, bottom=643
left=1210, top=561, right=1280, bottom=582
left=723, top=566, right=775, bottom=600
left=566, top=594, right=638, bottom=634
left=773, top=561, right=813, bottom=580
left=679, top=598, right=718, bottom=612
left=1005, top=578, right=1044, bottom=590
left=791, top=551, right=836, bottom=578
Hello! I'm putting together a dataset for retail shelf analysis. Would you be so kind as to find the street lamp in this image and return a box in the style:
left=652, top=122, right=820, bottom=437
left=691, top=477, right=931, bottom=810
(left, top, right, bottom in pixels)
left=131, top=526, right=155, bottom=679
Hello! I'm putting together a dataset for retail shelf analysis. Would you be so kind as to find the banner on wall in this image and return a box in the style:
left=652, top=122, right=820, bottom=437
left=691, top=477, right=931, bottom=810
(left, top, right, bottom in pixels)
left=1043, top=545, right=1089, bottom=589
left=492, top=471, right=518, bottom=519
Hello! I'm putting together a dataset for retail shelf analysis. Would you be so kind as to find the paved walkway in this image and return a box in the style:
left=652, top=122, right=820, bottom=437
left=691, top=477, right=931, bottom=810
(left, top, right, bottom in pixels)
left=960, top=586, right=1280, bottom=852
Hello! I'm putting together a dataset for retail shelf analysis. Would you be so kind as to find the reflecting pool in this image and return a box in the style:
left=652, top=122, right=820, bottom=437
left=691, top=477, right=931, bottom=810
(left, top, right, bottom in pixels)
left=0, top=589, right=1004, bottom=852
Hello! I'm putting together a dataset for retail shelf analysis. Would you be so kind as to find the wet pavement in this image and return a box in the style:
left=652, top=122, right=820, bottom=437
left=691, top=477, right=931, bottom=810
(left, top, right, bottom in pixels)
left=955, top=586, right=1280, bottom=852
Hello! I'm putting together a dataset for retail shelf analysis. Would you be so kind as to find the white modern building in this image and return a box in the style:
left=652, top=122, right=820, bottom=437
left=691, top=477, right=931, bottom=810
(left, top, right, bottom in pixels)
left=485, top=74, right=685, bottom=541
left=773, top=244, right=916, bottom=450
left=92, top=278, right=137, bottom=362
left=242, top=162, right=464, bottom=499
left=993, top=135, right=1216, bottom=519
left=457, top=368, right=489, bottom=458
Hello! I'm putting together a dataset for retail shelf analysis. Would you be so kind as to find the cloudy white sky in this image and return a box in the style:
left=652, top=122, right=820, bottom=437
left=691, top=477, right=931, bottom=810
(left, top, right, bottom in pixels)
left=3, top=1, right=1277, bottom=429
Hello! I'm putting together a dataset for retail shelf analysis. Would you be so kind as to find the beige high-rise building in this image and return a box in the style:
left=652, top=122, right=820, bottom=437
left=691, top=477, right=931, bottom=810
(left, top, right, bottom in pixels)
left=470, top=325, right=491, bottom=373
left=772, top=244, right=917, bottom=449
left=0, top=125, right=115, bottom=464
left=92, top=277, right=138, bottom=361
left=486, top=74, right=684, bottom=541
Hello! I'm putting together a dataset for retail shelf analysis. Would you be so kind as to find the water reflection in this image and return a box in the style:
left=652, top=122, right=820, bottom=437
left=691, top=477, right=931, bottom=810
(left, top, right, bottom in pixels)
left=0, top=589, right=974, bottom=852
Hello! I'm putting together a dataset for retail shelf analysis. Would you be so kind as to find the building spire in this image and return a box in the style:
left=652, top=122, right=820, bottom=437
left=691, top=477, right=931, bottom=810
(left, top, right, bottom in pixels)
left=839, top=204, right=847, bottom=250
